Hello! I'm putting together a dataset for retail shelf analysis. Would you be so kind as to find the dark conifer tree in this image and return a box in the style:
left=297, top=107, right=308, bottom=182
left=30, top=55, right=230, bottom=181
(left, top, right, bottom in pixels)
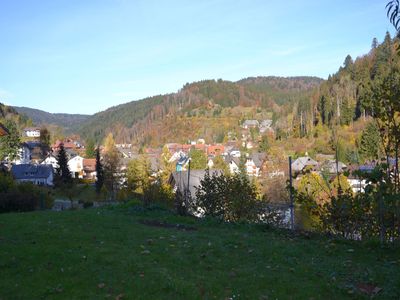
left=95, top=147, right=104, bottom=194
left=56, top=143, right=72, bottom=185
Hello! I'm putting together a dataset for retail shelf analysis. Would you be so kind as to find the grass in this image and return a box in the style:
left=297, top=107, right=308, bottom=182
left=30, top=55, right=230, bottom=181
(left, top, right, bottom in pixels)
left=0, top=203, right=399, bottom=299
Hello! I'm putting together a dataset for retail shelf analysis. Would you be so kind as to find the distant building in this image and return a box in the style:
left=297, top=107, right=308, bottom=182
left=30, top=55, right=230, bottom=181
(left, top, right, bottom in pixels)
left=225, top=155, right=240, bottom=174
left=168, top=169, right=222, bottom=199
left=41, top=153, right=59, bottom=169
left=68, top=155, right=84, bottom=178
left=11, top=164, right=54, bottom=186
left=23, top=127, right=41, bottom=138
left=320, top=160, right=347, bottom=174
left=259, top=119, right=273, bottom=134
left=291, top=156, right=318, bottom=174
left=51, top=140, right=76, bottom=152
left=83, top=158, right=96, bottom=179
left=242, top=120, right=259, bottom=129
left=207, top=144, right=224, bottom=156
left=15, top=141, right=47, bottom=164
left=245, top=153, right=266, bottom=177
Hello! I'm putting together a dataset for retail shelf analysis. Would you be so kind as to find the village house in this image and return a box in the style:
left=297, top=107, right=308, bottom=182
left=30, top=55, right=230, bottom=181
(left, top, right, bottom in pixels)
left=11, top=164, right=54, bottom=186
left=41, top=153, right=59, bottom=169
left=320, top=160, right=347, bottom=174
left=23, top=127, right=41, bottom=138
left=168, top=169, right=222, bottom=200
left=259, top=119, right=273, bottom=134
left=291, top=156, right=318, bottom=175
left=51, top=140, right=77, bottom=152
left=15, top=141, right=47, bottom=164
left=242, top=120, right=259, bottom=129
left=245, top=153, right=266, bottom=177
left=83, top=158, right=96, bottom=179
left=207, top=144, right=224, bottom=156
left=225, top=155, right=240, bottom=174
left=67, top=155, right=84, bottom=178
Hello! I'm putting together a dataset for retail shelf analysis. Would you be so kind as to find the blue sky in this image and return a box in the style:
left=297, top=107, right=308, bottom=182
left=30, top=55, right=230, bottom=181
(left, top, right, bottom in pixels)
left=0, top=0, right=396, bottom=114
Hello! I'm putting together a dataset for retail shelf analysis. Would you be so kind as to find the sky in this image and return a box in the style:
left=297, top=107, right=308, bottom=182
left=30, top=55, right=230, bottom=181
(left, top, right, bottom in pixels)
left=0, top=0, right=396, bottom=114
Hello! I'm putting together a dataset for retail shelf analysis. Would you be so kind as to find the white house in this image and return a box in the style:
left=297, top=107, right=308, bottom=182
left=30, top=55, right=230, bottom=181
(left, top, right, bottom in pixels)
left=11, top=164, right=54, bottom=186
left=67, top=155, right=84, bottom=178
left=23, top=127, right=41, bottom=138
left=347, top=178, right=367, bottom=193
left=13, top=141, right=43, bottom=165
left=245, top=153, right=265, bottom=177
left=259, top=119, right=273, bottom=133
left=41, top=154, right=59, bottom=170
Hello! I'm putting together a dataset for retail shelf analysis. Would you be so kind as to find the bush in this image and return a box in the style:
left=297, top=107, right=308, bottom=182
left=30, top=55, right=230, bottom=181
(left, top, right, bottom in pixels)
left=195, top=171, right=261, bottom=222
left=295, top=164, right=400, bottom=243
left=0, top=190, right=38, bottom=213
left=0, top=173, right=54, bottom=213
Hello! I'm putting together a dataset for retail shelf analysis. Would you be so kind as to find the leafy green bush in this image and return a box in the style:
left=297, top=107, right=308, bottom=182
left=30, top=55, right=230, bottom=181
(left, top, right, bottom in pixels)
left=195, top=171, right=261, bottom=222
left=295, top=164, right=400, bottom=243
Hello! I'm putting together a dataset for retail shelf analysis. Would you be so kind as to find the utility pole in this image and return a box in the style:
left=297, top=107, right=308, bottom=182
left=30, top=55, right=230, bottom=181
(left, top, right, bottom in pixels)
left=289, top=156, right=294, bottom=230
left=186, top=159, right=191, bottom=209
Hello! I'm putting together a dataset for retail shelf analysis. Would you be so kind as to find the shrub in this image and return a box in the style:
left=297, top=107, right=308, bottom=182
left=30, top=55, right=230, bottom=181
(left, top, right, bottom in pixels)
left=0, top=173, right=54, bottom=213
left=195, top=171, right=262, bottom=222
left=295, top=164, right=400, bottom=243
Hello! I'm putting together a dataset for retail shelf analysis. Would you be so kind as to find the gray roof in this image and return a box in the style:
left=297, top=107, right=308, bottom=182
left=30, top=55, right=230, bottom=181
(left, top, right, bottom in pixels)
left=243, top=120, right=259, bottom=127
left=169, top=169, right=222, bottom=197
left=291, top=156, right=318, bottom=172
left=224, top=154, right=240, bottom=166
left=11, top=164, right=53, bottom=180
left=249, top=152, right=266, bottom=168
left=321, top=160, right=347, bottom=174
left=22, top=141, right=42, bottom=150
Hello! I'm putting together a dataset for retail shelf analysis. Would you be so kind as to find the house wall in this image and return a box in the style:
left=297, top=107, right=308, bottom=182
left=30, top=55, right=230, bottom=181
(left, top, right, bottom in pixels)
left=17, top=176, right=52, bottom=186
left=68, top=156, right=84, bottom=178
left=25, top=130, right=40, bottom=137
left=229, top=161, right=239, bottom=174
left=245, top=160, right=260, bottom=177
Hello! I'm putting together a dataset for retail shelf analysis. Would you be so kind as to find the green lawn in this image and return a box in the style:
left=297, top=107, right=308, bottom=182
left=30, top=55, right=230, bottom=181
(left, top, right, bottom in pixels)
left=0, top=204, right=399, bottom=299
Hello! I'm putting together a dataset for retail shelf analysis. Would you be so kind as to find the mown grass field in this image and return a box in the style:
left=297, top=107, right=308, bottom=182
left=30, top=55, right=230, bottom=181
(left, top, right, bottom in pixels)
left=0, top=204, right=399, bottom=299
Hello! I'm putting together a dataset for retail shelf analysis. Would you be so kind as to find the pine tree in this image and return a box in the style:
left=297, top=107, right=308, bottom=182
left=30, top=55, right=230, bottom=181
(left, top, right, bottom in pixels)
left=95, top=147, right=104, bottom=194
left=359, top=122, right=381, bottom=162
left=371, top=37, right=378, bottom=50
left=343, top=55, right=353, bottom=69
left=56, top=143, right=72, bottom=185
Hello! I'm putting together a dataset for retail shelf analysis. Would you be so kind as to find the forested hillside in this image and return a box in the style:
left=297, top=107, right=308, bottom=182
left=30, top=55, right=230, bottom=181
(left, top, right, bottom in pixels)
left=76, top=77, right=322, bottom=145
left=0, top=103, right=31, bottom=131
left=13, top=106, right=90, bottom=132
left=273, top=32, right=399, bottom=163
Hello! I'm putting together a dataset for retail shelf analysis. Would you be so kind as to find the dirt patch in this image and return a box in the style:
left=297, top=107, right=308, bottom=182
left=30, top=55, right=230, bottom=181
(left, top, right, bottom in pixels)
left=139, top=220, right=197, bottom=231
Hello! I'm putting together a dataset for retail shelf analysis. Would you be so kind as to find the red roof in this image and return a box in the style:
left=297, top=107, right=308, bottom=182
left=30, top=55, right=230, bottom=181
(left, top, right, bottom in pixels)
left=207, top=144, right=225, bottom=156
left=83, top=159, right=96, bottom=172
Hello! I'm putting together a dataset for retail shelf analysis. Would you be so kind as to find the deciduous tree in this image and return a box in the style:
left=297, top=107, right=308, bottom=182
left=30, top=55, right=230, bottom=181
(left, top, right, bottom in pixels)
left=0, top=120, right=20, bottom=161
